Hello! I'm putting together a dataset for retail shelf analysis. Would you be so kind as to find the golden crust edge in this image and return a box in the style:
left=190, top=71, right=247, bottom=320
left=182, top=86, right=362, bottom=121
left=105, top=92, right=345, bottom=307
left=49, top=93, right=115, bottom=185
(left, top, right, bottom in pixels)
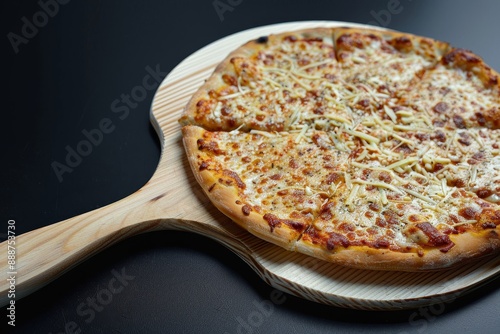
left=331, top=26, right=452, bottom=61
left=296, top=228, right=500, bottom=271
left=181, top=125, right=302, bottom=251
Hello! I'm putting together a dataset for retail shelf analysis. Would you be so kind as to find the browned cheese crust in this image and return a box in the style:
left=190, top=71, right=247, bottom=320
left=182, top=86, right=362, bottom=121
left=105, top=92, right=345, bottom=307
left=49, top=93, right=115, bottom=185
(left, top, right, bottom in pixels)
left=297, top=213, right=500, bottom=271
left=180, top=27, right=500, bottom=271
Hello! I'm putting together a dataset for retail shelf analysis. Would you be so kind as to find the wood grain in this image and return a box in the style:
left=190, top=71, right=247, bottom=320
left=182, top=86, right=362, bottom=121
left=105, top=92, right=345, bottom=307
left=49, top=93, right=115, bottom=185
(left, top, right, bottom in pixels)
left=1, top=21, right=498, bottom=310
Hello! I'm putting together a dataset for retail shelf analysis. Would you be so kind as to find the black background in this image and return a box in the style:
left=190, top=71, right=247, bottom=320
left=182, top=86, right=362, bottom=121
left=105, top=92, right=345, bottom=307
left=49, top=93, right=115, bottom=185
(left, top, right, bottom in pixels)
left=3, top=0, right=500, bottom=333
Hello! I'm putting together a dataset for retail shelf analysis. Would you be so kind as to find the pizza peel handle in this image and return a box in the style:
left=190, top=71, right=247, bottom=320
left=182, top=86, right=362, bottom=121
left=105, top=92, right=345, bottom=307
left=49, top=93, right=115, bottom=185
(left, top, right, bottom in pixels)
left=0, top=119, right=253, bottom=306
left=0, top=67, right=260, bottom=304
left=0, top=34, right=260, bottom=306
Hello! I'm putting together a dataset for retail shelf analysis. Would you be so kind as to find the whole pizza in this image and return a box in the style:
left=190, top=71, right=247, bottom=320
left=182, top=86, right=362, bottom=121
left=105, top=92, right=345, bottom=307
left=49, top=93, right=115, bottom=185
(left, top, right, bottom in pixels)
left=179, top=27, right=500, bottom=271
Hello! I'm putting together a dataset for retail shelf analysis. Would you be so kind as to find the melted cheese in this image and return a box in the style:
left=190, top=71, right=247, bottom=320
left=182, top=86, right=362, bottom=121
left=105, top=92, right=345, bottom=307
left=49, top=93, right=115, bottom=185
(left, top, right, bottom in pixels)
left=189, top=29, right=500, bottom=254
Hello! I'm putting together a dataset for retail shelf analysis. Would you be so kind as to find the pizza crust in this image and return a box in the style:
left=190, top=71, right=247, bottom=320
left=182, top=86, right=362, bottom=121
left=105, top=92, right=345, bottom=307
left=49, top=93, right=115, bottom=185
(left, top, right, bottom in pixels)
left=296, top=228, right=500, bottom=271
left=332, top=26, right=451, bottom=59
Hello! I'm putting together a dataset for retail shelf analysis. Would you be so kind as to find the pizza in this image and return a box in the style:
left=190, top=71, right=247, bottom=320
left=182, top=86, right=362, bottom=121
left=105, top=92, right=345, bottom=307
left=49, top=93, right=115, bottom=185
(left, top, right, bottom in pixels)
left=179, top=27, right=500, bottom=271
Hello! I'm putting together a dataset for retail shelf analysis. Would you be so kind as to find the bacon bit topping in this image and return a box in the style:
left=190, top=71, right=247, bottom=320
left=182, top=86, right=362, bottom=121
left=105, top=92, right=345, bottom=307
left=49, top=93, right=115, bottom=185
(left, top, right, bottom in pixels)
left=378, top=171, right=392, bottom=183
left=222, top=169, right=246, bottom=189
left=222, top=74, right=238, bottom=86
left=376, top=217, right=387, bottom=227
left=439, top=242, right=455, bottom=253
left=199, top=161, right=209, bottom=171
left=336, top=34, right=363, bottom=50
left=458, top=207, right=479, bottom=220
left=195, top=99, right=213, bottom=116
left=471, top=151, right=485, bottom=161
left=453, top=115, right=466, bottom=129
left=476, top=188, right=493, bottom=199
left=270, top=173, right=282, bottom=180
left=478, top=210, right=500, bottom=227
left=326, top=232, right=350, bottom=250
left=373, top=238, right=391, bottom=249
left=326, top=172, right=343, bottom=185
left=433, top=102, right=449, bottom=114
left=263, top=213, right=305, bottom=233
left=475, top=112, right=487, bottom=126
left=442, top=48, right=481, bottom=66
left=482, top=222, right=496, bottom=229
left=408, top=214, right=420, bottom=223
left=319, top=201, right=335, bottom=220
left=357, top=99, right=370, bottom=108
left=416, top=222, right=453, bottom=247
left=242, top=204, right=252, bottom=216
left=389, top=36, right=412, bottom=52
left=197, top=138, right=224, bottom=155
left=458, top=131, right=471, bottom=144
left=369, top=202, right=380, bottom=212
left=277, top=189, right=288, bottom=196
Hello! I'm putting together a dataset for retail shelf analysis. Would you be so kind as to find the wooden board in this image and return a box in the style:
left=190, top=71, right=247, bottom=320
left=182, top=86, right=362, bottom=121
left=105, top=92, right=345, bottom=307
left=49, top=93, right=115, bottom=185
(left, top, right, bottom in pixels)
left=1, top=21, right=499, bottom=310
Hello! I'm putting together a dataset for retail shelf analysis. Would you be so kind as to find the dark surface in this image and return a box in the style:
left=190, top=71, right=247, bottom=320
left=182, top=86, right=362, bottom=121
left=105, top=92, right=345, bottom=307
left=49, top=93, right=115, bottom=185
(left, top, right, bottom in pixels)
left=3, top=0, right=500, bottom=333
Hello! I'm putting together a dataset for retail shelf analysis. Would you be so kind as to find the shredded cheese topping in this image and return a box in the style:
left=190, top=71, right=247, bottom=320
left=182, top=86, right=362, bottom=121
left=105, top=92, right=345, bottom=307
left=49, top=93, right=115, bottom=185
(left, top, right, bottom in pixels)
left=188, top=28, right=500, bottom=255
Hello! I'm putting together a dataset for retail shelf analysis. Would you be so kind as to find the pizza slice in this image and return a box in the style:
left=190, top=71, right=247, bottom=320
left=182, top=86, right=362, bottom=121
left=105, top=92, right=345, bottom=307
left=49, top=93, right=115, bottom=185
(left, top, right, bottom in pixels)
left=332, top=27, right=450, bottom=94
left=399, top=48, right=500, bottom=130
left=179, top=28, right=340, bottom=132
left=182, top=124, right=354, bottom=250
